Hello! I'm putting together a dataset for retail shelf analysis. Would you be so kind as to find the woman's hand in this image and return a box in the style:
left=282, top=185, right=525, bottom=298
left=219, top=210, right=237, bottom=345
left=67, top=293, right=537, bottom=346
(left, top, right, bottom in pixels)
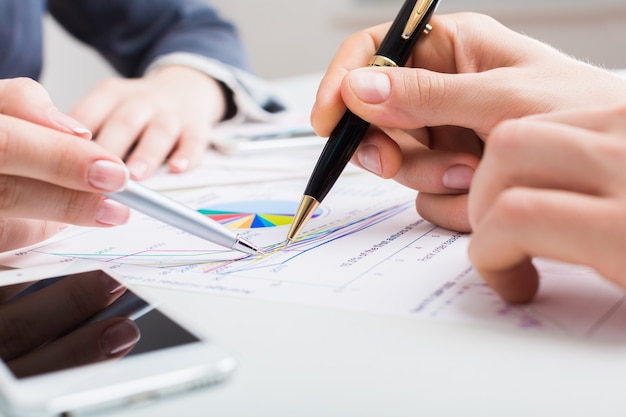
left=0, top=78, right=131, bottom=252
left=70, top=66, right=227, bottom=180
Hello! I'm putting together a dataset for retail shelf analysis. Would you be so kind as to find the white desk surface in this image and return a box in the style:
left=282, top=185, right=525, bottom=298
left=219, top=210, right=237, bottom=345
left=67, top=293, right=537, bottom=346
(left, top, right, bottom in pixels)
left=10, top=72, right=626, bottom=417
left=113, top=286, right=626, bottom=417
left=112, top=71, right=626, bottom=417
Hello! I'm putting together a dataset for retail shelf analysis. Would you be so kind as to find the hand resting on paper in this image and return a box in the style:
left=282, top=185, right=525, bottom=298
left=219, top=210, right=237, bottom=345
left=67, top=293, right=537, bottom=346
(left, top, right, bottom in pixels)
left=70, top=66, right=227, bottom=181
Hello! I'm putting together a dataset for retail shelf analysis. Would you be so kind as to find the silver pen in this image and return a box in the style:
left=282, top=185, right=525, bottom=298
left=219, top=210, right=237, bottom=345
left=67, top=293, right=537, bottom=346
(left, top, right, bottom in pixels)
left=105, top=180, right=262, bottom=256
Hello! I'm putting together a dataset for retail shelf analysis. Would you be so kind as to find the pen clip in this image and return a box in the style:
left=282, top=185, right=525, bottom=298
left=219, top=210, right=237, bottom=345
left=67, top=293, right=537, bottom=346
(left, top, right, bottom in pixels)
left=402, top=0, right=435, bottom=39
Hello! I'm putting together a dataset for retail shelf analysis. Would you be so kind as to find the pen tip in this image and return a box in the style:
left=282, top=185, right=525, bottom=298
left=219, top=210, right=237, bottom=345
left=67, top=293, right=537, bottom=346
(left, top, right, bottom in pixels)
left=287, top=195, right=320, bottom=243
left=233, top=237, right=263, bottom=256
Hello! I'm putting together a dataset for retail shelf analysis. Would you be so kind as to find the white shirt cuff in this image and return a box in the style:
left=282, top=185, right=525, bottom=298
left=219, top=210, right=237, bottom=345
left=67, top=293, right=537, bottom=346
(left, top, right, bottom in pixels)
left=145, top=52, right=287, bottom=124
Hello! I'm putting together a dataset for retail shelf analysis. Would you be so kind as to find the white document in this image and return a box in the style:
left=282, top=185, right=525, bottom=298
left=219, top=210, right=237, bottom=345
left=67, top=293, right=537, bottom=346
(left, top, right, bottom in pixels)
left=1, top=171, right=624, bottom=341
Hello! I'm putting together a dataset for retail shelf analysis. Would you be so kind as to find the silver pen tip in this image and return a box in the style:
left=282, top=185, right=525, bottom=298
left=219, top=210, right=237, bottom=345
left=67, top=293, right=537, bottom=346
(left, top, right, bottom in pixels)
left=232, top=237, right=263, bottom=256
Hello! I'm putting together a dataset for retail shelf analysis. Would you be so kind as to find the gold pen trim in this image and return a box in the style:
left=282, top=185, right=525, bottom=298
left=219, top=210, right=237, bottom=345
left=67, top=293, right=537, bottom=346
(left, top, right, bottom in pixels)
left=402, top=0, right=435, bottom=39
left=286, top=195, right=320, bottom=243
left=369, top=55, right=398, bottom=67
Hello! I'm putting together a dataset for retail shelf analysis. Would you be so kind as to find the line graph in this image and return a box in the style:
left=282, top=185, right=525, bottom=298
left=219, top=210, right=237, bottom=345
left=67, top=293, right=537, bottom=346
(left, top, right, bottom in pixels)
left=2, top=173, right=625, bottom=340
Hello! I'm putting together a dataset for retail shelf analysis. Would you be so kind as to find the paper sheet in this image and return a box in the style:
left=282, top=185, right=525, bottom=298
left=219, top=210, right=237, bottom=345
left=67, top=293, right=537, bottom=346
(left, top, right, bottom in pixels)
left=141, top=139, right=324, bottom=191
left=1, top=168, right=624, bottom=342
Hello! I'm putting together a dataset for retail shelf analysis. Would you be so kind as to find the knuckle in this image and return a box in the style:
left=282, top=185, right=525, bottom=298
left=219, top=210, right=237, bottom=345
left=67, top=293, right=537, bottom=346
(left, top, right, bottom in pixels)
left=0, top=127, right=13, bottom=172
left=411, top=72, right=446, bottom=112
left=488, top=119, right=526, bottom=152
left=491, top=188, right=533, bottom=226
left=94, top=77, right=125, bottom=93
left=470, top=187, right=530, bottom=233
left=2, top=78, right=49, bottom=111
left=0, top=218, right=55, bottom=252
left=5, top=77, right=42, bottom=97
left=149, top=113, right=181, bottom=138
left=58, top=189, right=94, bottom=224
left=112, top=110, right=144, bottom=131
left=52, top=149, right=79, bottom=180
left=7, top=77, right=48, bottom=105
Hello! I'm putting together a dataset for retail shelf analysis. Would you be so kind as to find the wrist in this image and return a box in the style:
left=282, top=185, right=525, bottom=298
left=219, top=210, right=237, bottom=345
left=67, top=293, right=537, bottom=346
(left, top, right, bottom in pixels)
left=148, top=65, right=228, bottom=122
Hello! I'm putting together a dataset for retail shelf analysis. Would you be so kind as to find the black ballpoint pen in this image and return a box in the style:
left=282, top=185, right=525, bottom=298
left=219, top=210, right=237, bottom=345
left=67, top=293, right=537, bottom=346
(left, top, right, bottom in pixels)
left=287, top=0, right=440, bottom=243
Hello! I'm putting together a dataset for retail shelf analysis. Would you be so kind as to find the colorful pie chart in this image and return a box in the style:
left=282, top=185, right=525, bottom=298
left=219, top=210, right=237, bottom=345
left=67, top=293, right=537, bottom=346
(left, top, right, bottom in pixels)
left=198, top=201, right=322, bottom=229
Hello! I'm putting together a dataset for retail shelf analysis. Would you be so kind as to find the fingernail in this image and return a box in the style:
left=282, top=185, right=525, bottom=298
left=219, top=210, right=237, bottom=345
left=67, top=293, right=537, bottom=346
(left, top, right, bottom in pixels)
left=48, top=108, right=92, bottom=139
left=95, top=199, right=130, bottom=226
left=88, top=160, right=129, bottom=192
left=356, top=145, right=382, bottom=176
left=169, top=156, right=190, bottom=173
left=101, top=320, right=141, bottom=356
left=349, top=69, right=391, bottom=104
left=442, top=165, right=474, bottom=190
left=127, top=160, right=148, bottom=180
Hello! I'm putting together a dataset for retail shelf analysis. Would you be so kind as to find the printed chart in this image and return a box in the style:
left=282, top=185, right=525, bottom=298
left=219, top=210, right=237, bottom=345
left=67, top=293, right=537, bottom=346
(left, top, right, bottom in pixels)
left=1, top=173, right=625, bottom=341
left=198, top=201, right=322, bottom=229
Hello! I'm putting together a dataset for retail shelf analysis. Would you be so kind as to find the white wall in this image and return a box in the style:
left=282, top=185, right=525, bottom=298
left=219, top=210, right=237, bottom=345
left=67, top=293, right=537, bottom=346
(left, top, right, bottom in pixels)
left=41, top=15, right=115, bottom=112
left=210, top=0, right=626, bottom=78
left=40, top=0, right=626, bottom=111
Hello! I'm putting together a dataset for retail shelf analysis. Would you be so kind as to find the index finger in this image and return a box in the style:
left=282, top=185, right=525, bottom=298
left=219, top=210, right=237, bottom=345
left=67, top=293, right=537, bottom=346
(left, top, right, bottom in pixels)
left=0, top=78, right=91, bottom=138
left=311, top=23, right=389, bottom=136
left=0, top=115, right=128, bottom=193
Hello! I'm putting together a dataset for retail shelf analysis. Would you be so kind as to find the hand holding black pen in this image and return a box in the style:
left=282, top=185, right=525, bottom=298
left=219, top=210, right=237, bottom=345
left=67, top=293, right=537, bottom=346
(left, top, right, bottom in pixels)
left=286, top=0, right=440, bottom=243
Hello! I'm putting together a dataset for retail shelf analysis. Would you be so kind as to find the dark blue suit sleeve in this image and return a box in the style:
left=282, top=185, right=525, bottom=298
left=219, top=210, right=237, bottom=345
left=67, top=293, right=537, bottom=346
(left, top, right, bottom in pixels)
left=48, top=0, right=253, bottom=78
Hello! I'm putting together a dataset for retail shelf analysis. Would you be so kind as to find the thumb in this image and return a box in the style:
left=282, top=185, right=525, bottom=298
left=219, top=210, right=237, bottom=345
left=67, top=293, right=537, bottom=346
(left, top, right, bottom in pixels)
left=341, top=66, right=512, bottom=135
left=0, top=78, right=91, bottom=139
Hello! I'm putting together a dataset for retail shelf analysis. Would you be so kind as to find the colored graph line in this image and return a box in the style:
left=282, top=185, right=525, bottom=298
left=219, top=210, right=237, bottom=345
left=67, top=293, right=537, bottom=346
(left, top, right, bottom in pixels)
left=222, top=200, right=419, bottom=275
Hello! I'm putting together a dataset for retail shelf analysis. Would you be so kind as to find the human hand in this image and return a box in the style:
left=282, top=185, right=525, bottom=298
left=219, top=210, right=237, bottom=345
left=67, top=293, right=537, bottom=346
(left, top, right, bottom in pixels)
left=0, top=78, right=131, bottom=252
left=467, top=104, right=626, bottom=304
left=70, top=66, right=227, bottom=180
left=311, top=12, right=626, bottom=231
left=0, top=270, right=140, bottom=378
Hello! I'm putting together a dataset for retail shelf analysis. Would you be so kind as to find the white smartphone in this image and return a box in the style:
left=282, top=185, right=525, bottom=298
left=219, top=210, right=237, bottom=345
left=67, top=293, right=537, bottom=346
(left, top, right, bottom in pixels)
left=0, top=263, right=237, bottom=417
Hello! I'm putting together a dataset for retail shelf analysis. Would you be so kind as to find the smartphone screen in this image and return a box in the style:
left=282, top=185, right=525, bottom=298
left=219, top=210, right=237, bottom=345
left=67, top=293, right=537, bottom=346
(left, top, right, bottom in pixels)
left=0, top=269, right=201, bottom=379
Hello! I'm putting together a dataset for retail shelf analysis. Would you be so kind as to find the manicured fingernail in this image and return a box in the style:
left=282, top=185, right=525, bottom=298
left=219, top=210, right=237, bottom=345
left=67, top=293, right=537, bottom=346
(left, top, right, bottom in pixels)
left=169, top=156, right=190, bottom=173
left=349, top=69, right=391, bottom=104
left=101, top=320, right=141, bottom=356
left=127, top=160, right=148, bottom=180
left=88, top=160, right=129, bottom=192
left=442, top=165, right=474, bottom=190
left=48, top=108, right=92, bottom=139
left=95, top=199, right=130, bottom=226
left=356, top=145, right=382, bottom=176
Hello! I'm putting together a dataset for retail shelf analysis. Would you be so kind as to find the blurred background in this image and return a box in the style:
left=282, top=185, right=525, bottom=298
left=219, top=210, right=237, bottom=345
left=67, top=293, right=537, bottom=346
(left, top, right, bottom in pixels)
left=41, top=0, right=626, bottom=111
